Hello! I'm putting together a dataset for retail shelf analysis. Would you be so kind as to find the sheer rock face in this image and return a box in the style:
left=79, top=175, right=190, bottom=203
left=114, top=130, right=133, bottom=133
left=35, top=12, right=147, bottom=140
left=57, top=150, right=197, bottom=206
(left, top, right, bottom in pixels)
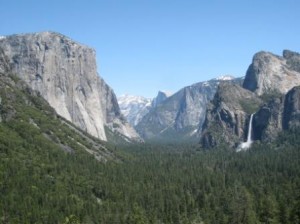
left=253, top=97, right=285, bottom=142
left=253, top=86, right=300, bottom=142
left=243, top=50, right=300, bottom=95
left=200, top=82, right=262, bottom=148
left=0, top=32, right=140, bottom=141
left=283, top=86, right=300, bottom=129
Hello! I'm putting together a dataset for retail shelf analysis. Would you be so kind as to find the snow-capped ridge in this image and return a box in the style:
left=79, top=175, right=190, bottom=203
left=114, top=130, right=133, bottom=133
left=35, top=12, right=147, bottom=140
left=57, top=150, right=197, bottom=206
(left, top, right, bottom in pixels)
left=215, top=75, right=235, bottom=81
left=118, top=94, right=152, bottom=126
left=118, top=94, right=152, bottom=107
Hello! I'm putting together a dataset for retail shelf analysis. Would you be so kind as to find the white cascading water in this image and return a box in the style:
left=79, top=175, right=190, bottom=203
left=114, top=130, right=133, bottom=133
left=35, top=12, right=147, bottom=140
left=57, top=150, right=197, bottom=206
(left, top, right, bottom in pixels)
left=237, top=114, right=254, bottom=151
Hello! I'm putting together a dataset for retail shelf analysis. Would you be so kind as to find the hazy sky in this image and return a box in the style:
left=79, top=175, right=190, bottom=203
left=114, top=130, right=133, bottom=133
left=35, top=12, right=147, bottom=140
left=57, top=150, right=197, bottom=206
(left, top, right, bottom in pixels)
left=1, top=0, right=300, bottom=97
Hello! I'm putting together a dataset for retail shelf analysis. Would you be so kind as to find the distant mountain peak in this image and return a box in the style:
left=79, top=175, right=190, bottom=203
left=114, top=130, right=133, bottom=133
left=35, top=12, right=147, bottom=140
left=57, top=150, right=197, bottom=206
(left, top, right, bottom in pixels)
left=157, top=90, right=173, bottom=97
left=152, top=91, right=171, bottom=107
left=118, top=93, right=151, bottom=101
left=118, top=95, right=152, bottom=126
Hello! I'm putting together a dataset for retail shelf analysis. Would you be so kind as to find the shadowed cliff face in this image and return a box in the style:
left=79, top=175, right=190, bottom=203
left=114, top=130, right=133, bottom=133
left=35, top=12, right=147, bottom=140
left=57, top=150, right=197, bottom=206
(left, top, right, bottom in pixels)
left=252, top=96, right=285, bottom=142
left=200, top=82, right=262, bottom=148
left=252, top=86, right=300, bottom=142
left=283, top=86, right=300, bottom=129
left=0, top=32, right=140, bottom=142
left=243, top=50, right=300, bottom=95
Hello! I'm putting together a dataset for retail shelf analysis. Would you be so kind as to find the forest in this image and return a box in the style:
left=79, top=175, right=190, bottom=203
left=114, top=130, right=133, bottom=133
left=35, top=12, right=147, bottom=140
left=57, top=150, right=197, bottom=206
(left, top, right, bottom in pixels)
left=0, top=76, right=299, bottom=223
left=0, top=123, right=300, bottom=223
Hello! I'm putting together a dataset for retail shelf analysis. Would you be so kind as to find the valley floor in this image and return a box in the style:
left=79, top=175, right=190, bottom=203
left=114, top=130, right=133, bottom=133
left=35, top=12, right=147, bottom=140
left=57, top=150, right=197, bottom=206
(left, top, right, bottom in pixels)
left=0, top=128, right=300, bottom=223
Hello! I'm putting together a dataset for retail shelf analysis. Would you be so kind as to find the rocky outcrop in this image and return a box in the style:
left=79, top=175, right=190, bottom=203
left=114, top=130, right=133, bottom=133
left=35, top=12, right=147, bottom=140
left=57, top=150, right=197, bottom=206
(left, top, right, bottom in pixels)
left=243, top=50, right=300, bottom=95
left=201, top=82, right=262, bottom=148
left=0, top=32, right=140, bottom=141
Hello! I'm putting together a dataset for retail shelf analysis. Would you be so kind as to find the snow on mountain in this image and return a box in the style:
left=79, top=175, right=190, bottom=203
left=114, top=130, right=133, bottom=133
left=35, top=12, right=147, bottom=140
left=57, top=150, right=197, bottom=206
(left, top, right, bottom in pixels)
left=118, top=94, right=152, bottom=126
left=215, top=75, right=235, bottom=81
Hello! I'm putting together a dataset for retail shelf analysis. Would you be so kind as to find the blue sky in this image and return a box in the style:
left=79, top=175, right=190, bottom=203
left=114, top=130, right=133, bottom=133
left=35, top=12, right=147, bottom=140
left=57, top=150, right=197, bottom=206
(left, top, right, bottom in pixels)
left=1, top=0, right=300, bottom=98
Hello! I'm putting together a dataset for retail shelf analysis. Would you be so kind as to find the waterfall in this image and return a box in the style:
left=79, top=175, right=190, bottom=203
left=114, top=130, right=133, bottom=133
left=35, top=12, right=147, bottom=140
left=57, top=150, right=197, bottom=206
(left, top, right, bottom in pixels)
left=237, top=114, right=254, bottom=151
left=246, top=114, right=254, bottom=144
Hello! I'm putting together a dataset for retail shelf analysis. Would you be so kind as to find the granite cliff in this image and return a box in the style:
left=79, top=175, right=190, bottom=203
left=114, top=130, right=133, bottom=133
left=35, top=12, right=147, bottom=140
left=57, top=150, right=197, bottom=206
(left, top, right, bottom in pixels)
left=0, top=49, right=116, bottom=162
left=243, top=50, right=300, bottom=95
left=253, top=86, right=300, bottom=142
left=0, top=32, right=140, bottom=142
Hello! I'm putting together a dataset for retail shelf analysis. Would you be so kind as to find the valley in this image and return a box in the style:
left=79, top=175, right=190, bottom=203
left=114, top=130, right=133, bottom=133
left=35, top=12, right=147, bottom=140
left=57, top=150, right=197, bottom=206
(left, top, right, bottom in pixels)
left=0, top=31, right=300, bottom=223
